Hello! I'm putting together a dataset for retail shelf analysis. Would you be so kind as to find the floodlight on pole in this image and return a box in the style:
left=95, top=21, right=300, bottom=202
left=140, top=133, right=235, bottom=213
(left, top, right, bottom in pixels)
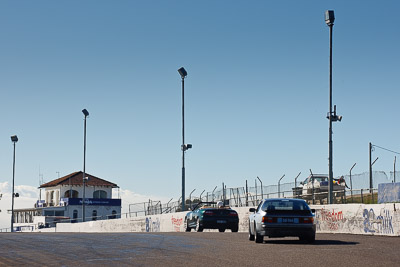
left=178, top=67, right=187, bottom=78
left=82, top=109, right=89, bottom=222
left=10, top=135, right=18, bottom=232
left=325, top=10, right=342, bottom=204
left=325, top=10, right=335, bottom=26
left=178, top=67, right=191, bottom=211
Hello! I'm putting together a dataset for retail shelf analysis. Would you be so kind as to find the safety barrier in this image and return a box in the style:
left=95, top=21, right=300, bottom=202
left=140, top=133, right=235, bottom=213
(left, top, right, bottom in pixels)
left=52, top=203, right=400, bottom=236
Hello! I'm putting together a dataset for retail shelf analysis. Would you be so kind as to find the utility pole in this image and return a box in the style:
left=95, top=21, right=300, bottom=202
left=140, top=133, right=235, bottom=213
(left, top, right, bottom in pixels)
left=369, top=142, right=372, bottom=193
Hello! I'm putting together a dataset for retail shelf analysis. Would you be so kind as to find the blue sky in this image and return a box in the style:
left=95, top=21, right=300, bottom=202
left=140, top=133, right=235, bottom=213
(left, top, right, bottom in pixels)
left=0, top=0, right=399, bottom=204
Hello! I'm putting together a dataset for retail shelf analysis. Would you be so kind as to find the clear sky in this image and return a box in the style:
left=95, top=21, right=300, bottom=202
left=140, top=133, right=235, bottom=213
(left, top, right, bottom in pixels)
left=1, top=0, right=399, bottom=211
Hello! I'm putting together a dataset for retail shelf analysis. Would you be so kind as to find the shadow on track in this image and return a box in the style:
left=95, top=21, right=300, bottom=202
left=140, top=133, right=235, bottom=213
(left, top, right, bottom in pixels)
left=263, top=239, right=359, bottom=245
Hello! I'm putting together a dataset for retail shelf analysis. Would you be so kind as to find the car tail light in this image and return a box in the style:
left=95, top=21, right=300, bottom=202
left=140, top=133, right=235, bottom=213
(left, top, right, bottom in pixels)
left=229, top=212, right=238, bottom=217
left=262, top=216, right=274, bottom=223
left=204, top=211, right=214, bottom=216
left=300, top=217, right=314, bottom=224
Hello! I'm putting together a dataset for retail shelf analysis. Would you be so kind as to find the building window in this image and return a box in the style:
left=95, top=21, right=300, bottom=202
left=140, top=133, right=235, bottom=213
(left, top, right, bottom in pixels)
left=64, top=190, right=79, bottom=198
left=109, top=210, right=117, bottom=219
left=55, top=191, right=60, bottom=206
left=50, top=191, right=54, bottom=206
left=92, top=210, right=97, bottom=221
left=46, top=192, right=50, bottom=204
left=93, top=190, right=107, bottom=199
left=72, top=210, right=78, bottom=223
left=55, top=211, right=64, bottom=217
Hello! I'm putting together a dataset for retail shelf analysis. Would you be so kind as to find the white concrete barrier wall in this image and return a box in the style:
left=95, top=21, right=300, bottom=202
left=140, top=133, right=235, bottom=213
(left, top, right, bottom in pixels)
left=56, top=212, right=188, bottom=233
left=310, top=203, right=400, bottom=236
left=55, top=203, right=400, bottom=236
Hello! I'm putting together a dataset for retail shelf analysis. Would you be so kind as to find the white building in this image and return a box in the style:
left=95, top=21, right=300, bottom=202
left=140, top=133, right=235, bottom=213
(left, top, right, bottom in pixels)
left=13, top=171, right=121, bottom=231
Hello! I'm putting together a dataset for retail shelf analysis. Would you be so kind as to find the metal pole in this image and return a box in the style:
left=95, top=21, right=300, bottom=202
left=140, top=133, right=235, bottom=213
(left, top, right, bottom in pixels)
left=82, top=111, right=88, bottom=222
left=189, top=189, right=195, bottom=210
left=255, top=179, right=257, bottom=201
left=369, top=142, right=372, bottom=193
left=394, top=156, right=396, bottom=183
left=294, top=172, right=301, bottom=188
left=310, top=169, right=315, bottom=205
left=212, top=186, right=217, bottom=202
left=222, top=182, right=225, bottom=203
left=371, top=156, right=379, bottom=201
left=245, top=180, right=248, bottom=206
left=11, top=141, right=16, bottom=232
left=199, top=190, right=205, bottom=202
left=278, top=174, right=285, bottom=198
left=181, top=76, right=185, bottom=212
left=257, top=176, right=263, bottom=199
left=350, top=163, right=356, bottom=202
left=328, top=21, right=334, bottom=205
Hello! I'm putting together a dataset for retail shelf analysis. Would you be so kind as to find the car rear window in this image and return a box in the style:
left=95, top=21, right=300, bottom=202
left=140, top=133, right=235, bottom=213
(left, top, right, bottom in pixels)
left=262, top=200, right=309, bottom=212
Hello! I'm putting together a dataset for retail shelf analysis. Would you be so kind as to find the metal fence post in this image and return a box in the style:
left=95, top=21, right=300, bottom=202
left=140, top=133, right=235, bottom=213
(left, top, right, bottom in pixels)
left=361, top=189, right=364, bottom=203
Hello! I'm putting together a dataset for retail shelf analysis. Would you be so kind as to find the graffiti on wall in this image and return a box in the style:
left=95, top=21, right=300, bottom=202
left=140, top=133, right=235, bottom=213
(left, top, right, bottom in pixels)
left=171, top=216, right=183, bottom=232
left=363, top=208, right=393, bottom=234
left=318, top=208, right=344, bottom=231
left=146, top=217, right=161, bottom=232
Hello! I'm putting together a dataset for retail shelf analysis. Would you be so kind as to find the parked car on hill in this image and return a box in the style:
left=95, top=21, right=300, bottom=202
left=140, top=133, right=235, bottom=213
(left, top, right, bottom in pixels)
left=184, top=202, right=239, bottom=232
left=292, top=175, right=347, bottom=203
left=248, top=198, right=316, bottom=243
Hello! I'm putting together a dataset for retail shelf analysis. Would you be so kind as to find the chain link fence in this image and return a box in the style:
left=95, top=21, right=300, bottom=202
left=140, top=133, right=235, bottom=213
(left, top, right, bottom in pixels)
left=127, top=171, right=399, bottom=217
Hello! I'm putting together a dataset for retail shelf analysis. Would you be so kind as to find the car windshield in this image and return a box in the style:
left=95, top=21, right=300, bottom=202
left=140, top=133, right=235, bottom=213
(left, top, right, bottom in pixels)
left=192, top=202, right=217, bottom=210
left=314, top=176, right=327, bottom=182
left=304, top=176, right=327, bottom=183
left=262, top=199, right=309, bottom=211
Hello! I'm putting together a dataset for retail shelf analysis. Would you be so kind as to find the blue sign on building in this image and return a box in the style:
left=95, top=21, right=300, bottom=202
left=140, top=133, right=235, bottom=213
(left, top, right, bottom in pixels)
left=66, top=198, right=121, bottom=206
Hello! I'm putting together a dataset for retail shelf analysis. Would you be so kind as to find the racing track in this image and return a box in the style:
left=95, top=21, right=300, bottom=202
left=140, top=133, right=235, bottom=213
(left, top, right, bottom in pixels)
left=0, top=232, right=398, bottom=266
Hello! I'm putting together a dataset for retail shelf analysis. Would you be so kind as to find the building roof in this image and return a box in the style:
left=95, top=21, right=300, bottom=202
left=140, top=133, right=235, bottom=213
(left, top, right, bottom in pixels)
left=39, top=171, right=119, bottom=188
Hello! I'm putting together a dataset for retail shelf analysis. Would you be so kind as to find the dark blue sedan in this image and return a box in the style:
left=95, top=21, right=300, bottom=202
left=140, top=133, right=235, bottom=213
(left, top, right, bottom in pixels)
left=184, top=202, right=239, bottom=232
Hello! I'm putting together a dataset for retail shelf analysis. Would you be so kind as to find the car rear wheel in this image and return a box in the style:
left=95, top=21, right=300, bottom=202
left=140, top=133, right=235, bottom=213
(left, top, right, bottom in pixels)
left=195, top=218, right=203, bottom=232
left=254, top=223, right=263, bottom=243
left=248, top=223, right=255, bottom=241
left=218, top=228, right=225, bottom=232
left=299, top=233, right=315, bottom=243
left=185, top=219, right=191, bottom=232
left=231, top=225, right=239, bottom=233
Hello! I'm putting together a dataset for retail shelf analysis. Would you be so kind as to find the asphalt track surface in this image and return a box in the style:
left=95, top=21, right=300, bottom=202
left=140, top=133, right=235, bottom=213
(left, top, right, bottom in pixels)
left=0, top=232, right=398, bottom=266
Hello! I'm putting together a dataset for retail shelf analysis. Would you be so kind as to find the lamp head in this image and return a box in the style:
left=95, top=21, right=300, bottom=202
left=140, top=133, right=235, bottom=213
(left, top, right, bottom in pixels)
left=325, top=10, right=335, bottom=26
left=182, top=144, right=193, bottom=151
left=178, top=67, right=187, bottom=79
left=82, top=109, right=89, bottom=117
left=11, top=135, right=18, bottom=143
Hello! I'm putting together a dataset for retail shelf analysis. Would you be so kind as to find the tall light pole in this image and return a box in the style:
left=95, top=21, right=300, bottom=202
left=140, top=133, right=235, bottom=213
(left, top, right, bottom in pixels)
left=325, top=10, right=342, bottom=204
left=82, top=109, right=89, bottom=222
left=10, top=135, right=18, bottom=232
left=178, top=67, right=192, bottom=211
